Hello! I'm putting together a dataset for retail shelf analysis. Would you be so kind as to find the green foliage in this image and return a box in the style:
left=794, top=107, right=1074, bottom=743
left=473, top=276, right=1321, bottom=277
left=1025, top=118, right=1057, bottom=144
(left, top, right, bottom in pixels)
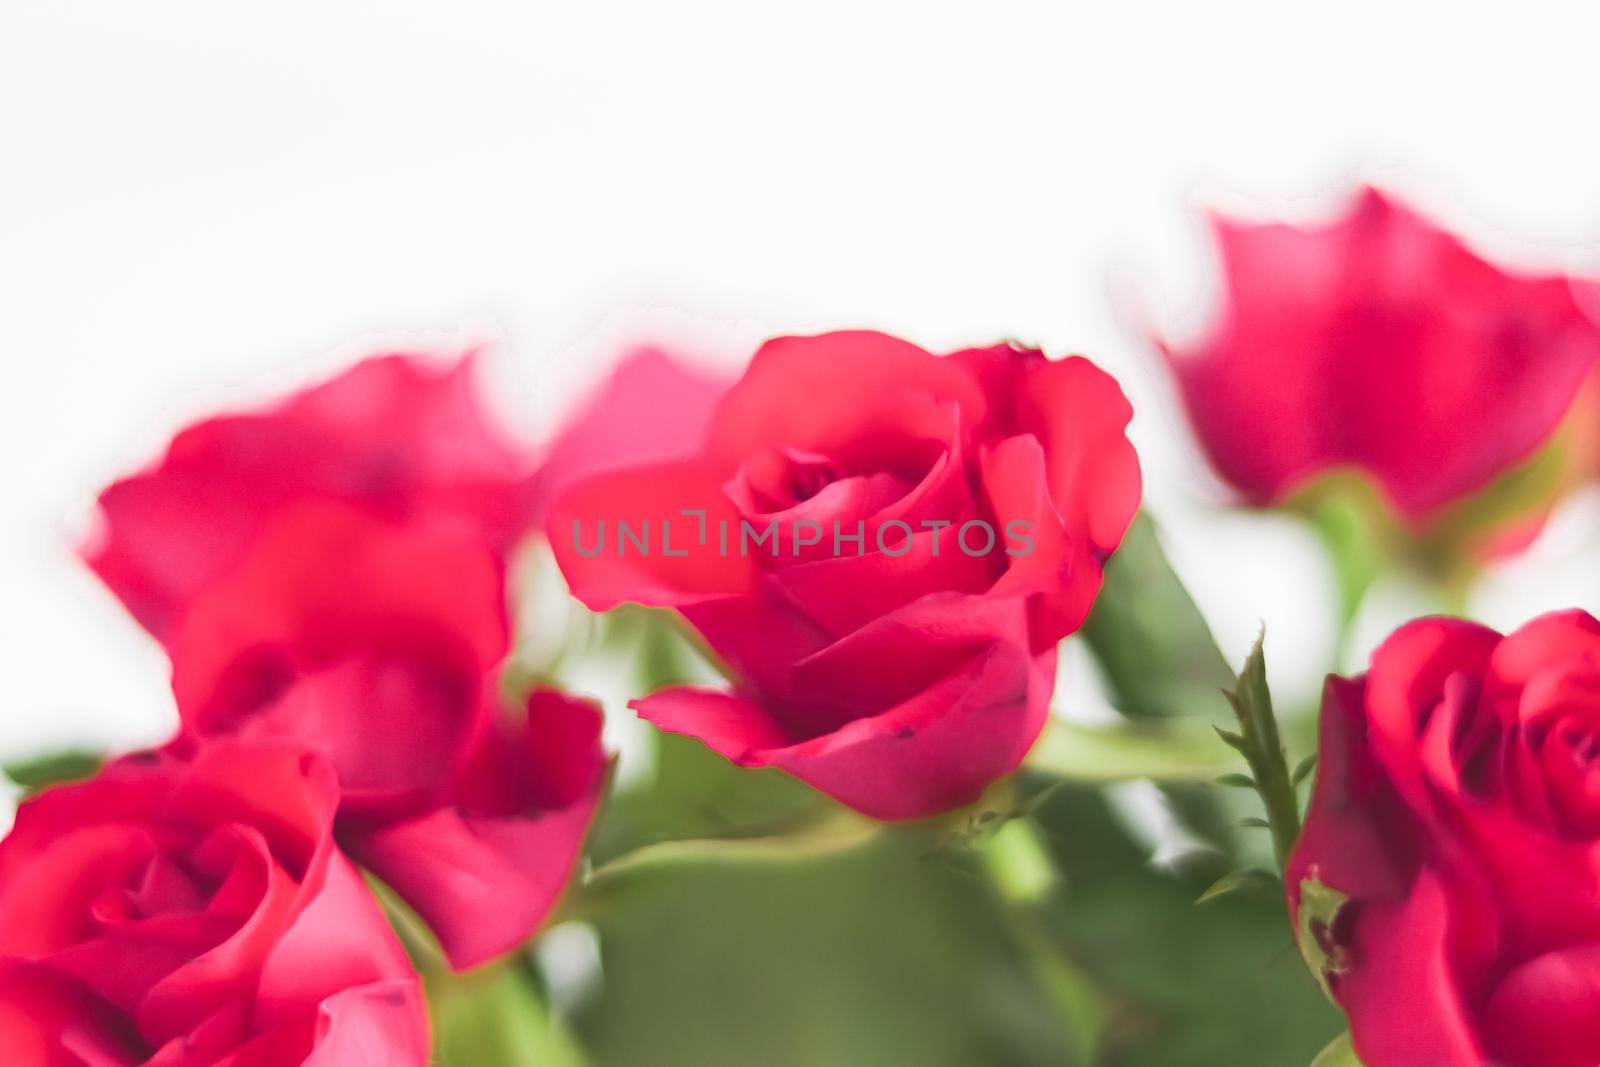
left=558, top=536, right=1343, bottom=1066
left=1080, top=513, right=1234, bottom=719
left=3, top=749, right=103, bottom=795
left=578, top=746, right=1343, bottom=1067
left=1056, top=509, right=1270, bottom=880
left=580, top=806, right=881, bottom=913
left=1071, top=511, right=1303, bottom=874
left=575, top=631, right=1073, bottom=1065
left=587, top=731, right=823, bottom=868
left=1030, top=784, right=1344, bottom=1066
left=584, top=607, right=823, bottom=866
left=576, top=830, right=1085, bottom=1067
left=431, top=962, right=588, bottom=1067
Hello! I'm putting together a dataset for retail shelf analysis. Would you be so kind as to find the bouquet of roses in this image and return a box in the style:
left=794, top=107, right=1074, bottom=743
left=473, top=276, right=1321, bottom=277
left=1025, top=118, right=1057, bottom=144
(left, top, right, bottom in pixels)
left=6, top=186, right=1600, bottom=1066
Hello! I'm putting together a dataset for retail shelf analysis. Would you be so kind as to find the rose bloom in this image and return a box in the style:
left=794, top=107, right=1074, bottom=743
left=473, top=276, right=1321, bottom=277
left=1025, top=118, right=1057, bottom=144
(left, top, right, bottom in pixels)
left=165, top=501, right=606, bottom=970
left=86, top=351, right=536, bottom=641
left=1160, top=187, right=1600, bottom=551
left=548, top=331, right=1140, bottom=819
left=1290, top=610, right=1600, bottom=1067
left=0, top=742, right=429, bottom=1065
left=84, top=352, right=596, bottom=969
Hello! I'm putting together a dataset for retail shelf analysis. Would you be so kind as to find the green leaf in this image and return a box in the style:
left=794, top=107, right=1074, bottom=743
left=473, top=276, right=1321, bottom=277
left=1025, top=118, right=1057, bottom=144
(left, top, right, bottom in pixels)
left=1309, top=1031, right=1362, bottom=1067
left=1294, top=877, right=1352, bottom=1002
left=1292, top=752, right=1318, bottom=789
left=1213, top=727, right=1248, bottom=754
left=1028, top=718, right=1245, bottom=783
left=1195, top=867, right=1278, bottom=905
left=1079, top=512, right=1234, bottom=718
left=4, top=749, right=102, bottom=794
left=1234, top=817, right=1271, bottom=830
left=1213, top=773, right=1257, bottom=789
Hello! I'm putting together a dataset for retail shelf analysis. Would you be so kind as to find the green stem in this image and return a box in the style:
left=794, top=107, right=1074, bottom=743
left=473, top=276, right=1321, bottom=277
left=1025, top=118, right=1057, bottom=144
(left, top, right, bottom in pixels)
left=573, top=808, right=881, bottom=915
left=1259, top=746, right=1302, bottom=873
left=1218, top=635, right=1302, bottom=873
left=1027, top=717, right=1245, bottom=784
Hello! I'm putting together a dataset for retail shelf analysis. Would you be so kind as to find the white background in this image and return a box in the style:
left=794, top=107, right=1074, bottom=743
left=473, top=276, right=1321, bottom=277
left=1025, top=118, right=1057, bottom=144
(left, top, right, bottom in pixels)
left=4, top=1, right=1600, bottom=765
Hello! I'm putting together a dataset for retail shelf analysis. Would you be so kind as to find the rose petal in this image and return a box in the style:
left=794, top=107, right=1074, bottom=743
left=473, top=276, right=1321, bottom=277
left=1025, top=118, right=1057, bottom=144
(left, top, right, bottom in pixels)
left=639, top=639, right=1052, bottom=821
left=1338, top=870, right=1490, bottom=1067
left=1486, top=942, right=1600, bottom=1067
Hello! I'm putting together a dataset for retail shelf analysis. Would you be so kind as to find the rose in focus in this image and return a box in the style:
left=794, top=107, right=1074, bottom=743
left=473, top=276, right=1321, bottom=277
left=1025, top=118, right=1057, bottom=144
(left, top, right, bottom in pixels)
left=548, top=330, right=1140, bottom=819
left=1290, top=610, right=1600, bottom=1067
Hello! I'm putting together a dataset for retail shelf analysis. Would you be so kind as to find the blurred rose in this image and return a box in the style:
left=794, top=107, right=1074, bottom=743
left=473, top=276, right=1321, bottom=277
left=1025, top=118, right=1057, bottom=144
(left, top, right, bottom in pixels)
left=548, top=331, right=1140, bottom=819
left=0, top=742, right=429, bottom=1065
left=166, top=501, right=605, bottom=969
left=87, top=352, right=536, bottom=640
left=1289, top=610, right=1600, bottom=1067
left=529, top=345, right=734, bottom=516
left=1161, top=187, right=1600, bottom=559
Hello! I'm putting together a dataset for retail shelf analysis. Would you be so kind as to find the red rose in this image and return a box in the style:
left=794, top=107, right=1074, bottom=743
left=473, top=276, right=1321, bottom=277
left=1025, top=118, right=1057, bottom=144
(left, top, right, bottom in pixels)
left=167, top=501, right=606, bottom=970
left=0, top=741, right=429, bottom=1065
left=548, top=331, right=1140, bottom=819
left=1160, top=187, right=1600, bottom=539
left=86, top=352, right=535, bottom=641
left=1289, top=610, right=1600, bottom=1067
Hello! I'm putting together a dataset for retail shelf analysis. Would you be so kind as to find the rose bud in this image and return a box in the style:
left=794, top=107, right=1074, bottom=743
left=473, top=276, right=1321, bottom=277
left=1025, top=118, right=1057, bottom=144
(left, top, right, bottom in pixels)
left=1160, top=187, right=1600, bottom=565
left=166, top=501, right=606, bottom=970
left=548, top=331, right=1140, bottom=819
left=1290, top=610, right=1600, bottom=1067
left=86, top=351, right=536, bottom=641
left=0, top=742, right=429, bottom=1064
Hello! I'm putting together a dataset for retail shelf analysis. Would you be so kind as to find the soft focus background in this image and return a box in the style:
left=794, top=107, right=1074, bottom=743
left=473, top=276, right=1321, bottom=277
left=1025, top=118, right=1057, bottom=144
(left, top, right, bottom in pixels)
left=5, top=4, right=1600, bottom=1064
